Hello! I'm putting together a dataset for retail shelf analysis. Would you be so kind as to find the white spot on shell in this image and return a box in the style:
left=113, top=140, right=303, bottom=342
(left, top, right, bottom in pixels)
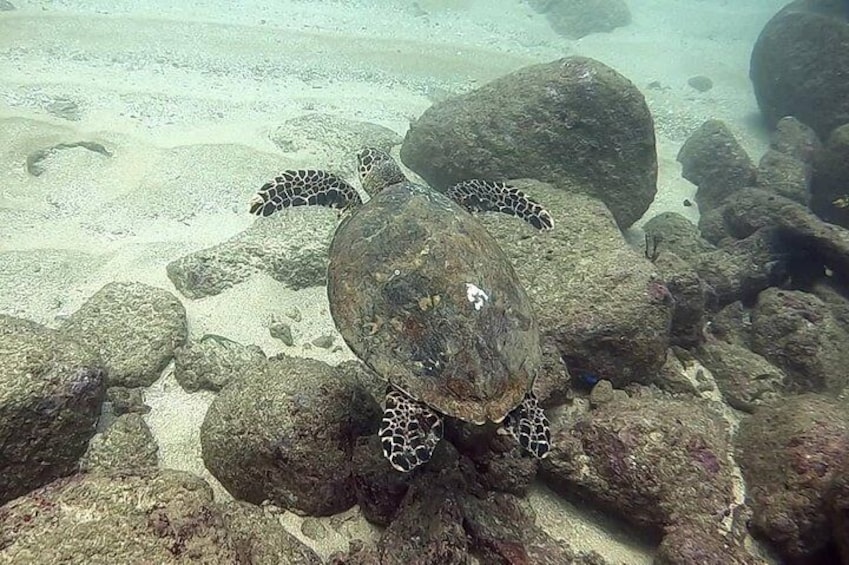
left=465, top=283, right=489, bottom=310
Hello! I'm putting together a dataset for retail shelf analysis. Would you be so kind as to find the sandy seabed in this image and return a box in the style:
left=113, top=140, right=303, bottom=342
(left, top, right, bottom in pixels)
left=0, top=0, right=788, bottom=561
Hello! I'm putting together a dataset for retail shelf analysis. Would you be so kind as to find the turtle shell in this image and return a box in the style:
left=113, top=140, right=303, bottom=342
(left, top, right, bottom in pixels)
left=327, top=181, right=541, bottom=424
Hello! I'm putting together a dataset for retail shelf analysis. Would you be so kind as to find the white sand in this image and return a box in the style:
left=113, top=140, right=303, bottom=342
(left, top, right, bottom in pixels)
left=0, top=0, right=787, bottom=561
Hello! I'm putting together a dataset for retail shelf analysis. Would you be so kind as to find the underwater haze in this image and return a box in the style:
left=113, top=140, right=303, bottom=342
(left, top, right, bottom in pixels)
left=3, top=1, right=848, bottom=564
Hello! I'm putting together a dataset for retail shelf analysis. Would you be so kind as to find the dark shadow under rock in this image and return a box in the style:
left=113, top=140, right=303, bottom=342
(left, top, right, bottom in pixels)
left=0, top=469, right=322, bottom=564
left=59, top=281, right=187, bottom=388
left=0, top=315, right=105, bottom=505
left=200, top=355, right=379, bottom=516
left=401, top=56, right=657, bottom=229
left=736, top=393, right=849, bottom=563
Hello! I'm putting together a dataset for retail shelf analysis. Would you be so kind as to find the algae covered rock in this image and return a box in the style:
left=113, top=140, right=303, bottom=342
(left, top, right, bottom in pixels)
left=736, top=394, right=849, bottom=562
left=0, top=469, right=321, bottom=564
left=59, top=281, right=187, bottom=387
left=200, top=355, right=379, bottom=516
left=402, top=56, right=657, bottom=229
left=0, top=315, right=105, bottom=505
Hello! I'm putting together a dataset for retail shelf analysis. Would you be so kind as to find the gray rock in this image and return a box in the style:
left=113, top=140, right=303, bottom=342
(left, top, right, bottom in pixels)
left=166, top=207, right=335, bottom=298
left=687, top=75, right=713, bottom=92
left=750, top=288, right=849, bottom=392
left=677, top=120, right=757, bottom=213
left=736, top=394, right=849, bottom=562
left=750, top=0, right=849, bottom=139
left=812, top=123, right=849, bottom=228
left=269, top=320, right=295, bottom=346
left=652, top=252, right=708, bottom=347
left=200, top=355, right=379, bottom=516
left=530, top=0, right=631, bottom=39
left=756, top=149, right=811, bottom=205
left=105, top=386, right=150, bottom=415
left=0, top=469, right=322, bottom=564
left=0, top=315, right=105, bottom=505
left=269, top=114, right=401, bottom=179
left=481, top=180, right=672, bottom=391
left=541, top=395, right=736, bottom=536
left=80, top=413, right=159, bottom=472
left=655, top=522, right=767, bottom=565
left=174, top=334, right=265, bottom=392
left=829, top=459, right=849, bottom=564
left=695, top=340, right=788, bottom=412
left=401, top=56, right=657, bottom=229
left=59, top=282, right=187, bottom=387
left=768, top=116, right=822, bottom=163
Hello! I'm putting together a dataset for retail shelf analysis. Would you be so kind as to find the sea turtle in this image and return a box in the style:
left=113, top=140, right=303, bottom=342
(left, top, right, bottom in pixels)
left=249, top=147, right=552, bottom=472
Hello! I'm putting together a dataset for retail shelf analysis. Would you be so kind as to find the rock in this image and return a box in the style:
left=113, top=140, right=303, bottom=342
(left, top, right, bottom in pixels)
left=828, top=459, right=849, bottom=564
left=756, top=150, right=811, bottom=205
left=750, top=0, right=849, bottom=139
left=811, top=123, right=849, bottom=228
left=736, top=394, right=849, bottom=562
left=0, top=470, right=322, bottom=564
left=479, top=180, right=672, bottom=392
left=269, top=114, right=401, bottom=179
left=0, top=315, right=105, bottom=505
left=59, top=282, right=187, bottom=388
left=655, top=522, right=767, bottom=565
left=350, top=436, right=412, bottom=527
left=708, top=301, right=751, bottom=346
left=269, top=319, right=295, bottom=346
left=652, top=252, right=707, bottom=347
left=677, top=120, right=757, bottom=213
left=174, top=334, right=266, bottom=393
left=644, top=212, right=717, bottom=263
left=105, top=386, right=150, bottom=415
left=79, top=413, right=159, bottom=472
left=768, top=116, right=823, bottom=163
left=540, top=395, right=735, bottom=535
left=200, top=355, right=379, bottom=516
left=702, top=187, right=849, bottom=284
left=0, top=1, right=15, bottom=10
left=166, top=207, right=335, bottom=299
left=374, top=473, right=469, bottom=565
left=401, top=56, right=657, bottom=229
left=589, top=379, right=615, bottom=407
left=695, top=340, right=787, bottom=413
left=529, top=0, right=631, bottom=39
left=460, top=491, right=606, bottom=564
left=687, top=75, right=713, bottom=92
left=750, top=287, right=849, bottom=392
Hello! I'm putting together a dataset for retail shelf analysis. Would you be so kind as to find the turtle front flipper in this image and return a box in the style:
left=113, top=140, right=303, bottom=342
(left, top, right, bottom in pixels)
left=379, top=387, right=444, bottom=473
left=502, top=391, right=551, bottom=459
left=249, top=170, right=362, bottom=217
left=447, top=179, right=554, bottom=230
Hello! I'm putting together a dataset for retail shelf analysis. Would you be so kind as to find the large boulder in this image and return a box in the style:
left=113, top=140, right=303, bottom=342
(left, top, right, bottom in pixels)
left=401, top=56, right=657, bottom=229
left=0, top=315, right=105, bottom=505
left=59, top=281, right=187, bottom=387
left=736, top=394, right=849, bottom=562
left=750, top=0, right=849, bottom=139
left=0, top=470, right=322, bottom=564
left=527, top=0, right=631, bottom=39
left=478, top=179, right=672, bottom=392
left=201, top=355, right=379, bottom=516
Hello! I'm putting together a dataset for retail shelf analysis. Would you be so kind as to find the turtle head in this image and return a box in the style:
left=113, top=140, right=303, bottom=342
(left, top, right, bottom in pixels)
left=356, top=147, right=407, bottom=196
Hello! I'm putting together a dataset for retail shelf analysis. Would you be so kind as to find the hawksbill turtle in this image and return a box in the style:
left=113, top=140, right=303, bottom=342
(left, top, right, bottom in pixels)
left=249, top=147, right=552, bottom=472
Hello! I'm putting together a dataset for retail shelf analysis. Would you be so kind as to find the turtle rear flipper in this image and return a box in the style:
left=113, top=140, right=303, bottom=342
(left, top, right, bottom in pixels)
left=448, top=179, right=554, bottom=230
left=249, top=170, right=362, bottom=217
left=379, top=388, right=444, bottom=473
left=503, top=391, right=551, bottom=459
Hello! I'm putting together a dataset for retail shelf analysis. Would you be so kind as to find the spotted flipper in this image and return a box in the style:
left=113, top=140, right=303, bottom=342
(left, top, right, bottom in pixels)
left=502, top=392, right=551, bottom=459
left=249, top=170, right=362, bottom=217
left=448, top=179, right=554, bottom=230
left=379, top=388, right=444, bottom=473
